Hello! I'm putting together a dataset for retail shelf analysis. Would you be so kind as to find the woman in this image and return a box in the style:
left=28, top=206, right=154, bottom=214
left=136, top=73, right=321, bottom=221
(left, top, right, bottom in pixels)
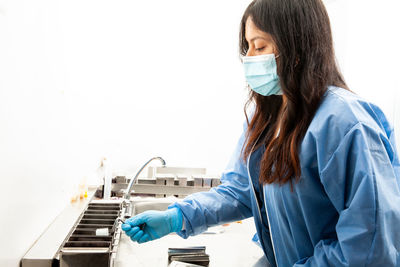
left=122, top=0, right=400, bottom=266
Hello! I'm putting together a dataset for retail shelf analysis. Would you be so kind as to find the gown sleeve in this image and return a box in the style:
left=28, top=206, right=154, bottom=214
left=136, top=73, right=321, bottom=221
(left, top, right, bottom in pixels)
left=169, top=122, right=253, bottom=238
left=294, top=122, right=400, bottom=266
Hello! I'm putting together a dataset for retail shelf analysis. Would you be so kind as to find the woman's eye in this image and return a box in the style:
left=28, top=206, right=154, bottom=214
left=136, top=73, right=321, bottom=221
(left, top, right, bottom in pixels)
left=255, top=47, right=265, bottom=52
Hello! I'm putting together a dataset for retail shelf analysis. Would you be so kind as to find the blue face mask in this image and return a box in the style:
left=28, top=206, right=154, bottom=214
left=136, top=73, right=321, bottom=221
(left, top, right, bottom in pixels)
left=242, top=54, right=282, bottom=96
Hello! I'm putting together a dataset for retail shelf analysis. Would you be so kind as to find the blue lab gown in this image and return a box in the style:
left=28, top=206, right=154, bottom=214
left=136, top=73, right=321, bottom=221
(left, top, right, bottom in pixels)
left=169, top=86, right=400, bottom=266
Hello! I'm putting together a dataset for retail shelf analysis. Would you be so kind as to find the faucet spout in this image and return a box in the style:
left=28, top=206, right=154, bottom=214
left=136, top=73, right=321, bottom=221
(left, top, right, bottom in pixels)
left=123, top=157, right=166, bottom=200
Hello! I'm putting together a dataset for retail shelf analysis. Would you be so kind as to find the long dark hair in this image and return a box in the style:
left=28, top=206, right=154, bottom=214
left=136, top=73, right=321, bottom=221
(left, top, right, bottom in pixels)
left=240, top=0, right=347, bottom=186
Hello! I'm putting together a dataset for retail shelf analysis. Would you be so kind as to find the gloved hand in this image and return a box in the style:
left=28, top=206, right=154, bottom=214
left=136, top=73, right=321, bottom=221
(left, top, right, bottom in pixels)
left=121, top=207, right=183, bottom=244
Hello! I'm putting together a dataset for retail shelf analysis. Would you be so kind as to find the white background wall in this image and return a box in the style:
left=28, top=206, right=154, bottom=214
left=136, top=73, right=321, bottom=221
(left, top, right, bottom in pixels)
left=0, top=0, right=399, bottom=266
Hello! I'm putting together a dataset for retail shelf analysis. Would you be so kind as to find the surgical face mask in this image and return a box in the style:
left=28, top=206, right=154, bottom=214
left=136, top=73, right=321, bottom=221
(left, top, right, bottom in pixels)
left=241, top=54, right=282, bottom=96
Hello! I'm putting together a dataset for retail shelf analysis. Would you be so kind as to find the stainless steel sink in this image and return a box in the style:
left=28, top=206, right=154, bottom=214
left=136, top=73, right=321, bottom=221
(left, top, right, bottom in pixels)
left=130, top=196, right=177, bottom=216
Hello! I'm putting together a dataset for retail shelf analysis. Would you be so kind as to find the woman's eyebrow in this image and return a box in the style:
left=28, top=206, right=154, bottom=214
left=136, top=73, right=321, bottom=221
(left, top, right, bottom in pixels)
left=248, top=36, right=268, bottom=42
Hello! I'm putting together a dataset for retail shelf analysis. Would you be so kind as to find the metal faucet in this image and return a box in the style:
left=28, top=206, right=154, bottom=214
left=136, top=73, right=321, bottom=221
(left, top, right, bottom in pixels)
left=123, top=156, right=166, bottom=200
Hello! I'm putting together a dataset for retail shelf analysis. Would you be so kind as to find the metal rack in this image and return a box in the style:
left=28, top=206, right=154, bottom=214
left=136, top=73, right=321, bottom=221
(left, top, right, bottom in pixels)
left=58, top=202, right=125, bottom=267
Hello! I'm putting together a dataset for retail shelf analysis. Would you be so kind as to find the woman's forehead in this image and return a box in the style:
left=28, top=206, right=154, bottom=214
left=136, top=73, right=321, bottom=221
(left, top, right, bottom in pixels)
left=245, top=17, right=273, bottom=43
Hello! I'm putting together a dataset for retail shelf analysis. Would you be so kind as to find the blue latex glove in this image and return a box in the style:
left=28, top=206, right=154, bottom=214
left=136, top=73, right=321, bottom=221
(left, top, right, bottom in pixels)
left=121, top=207, right=183, bottom=244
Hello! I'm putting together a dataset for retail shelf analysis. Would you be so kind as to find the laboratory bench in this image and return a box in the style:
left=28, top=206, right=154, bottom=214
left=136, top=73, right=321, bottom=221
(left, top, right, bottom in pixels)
left=115, top=218, right=269, bottom=267
left=21, top=187, right=270, bottom=267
